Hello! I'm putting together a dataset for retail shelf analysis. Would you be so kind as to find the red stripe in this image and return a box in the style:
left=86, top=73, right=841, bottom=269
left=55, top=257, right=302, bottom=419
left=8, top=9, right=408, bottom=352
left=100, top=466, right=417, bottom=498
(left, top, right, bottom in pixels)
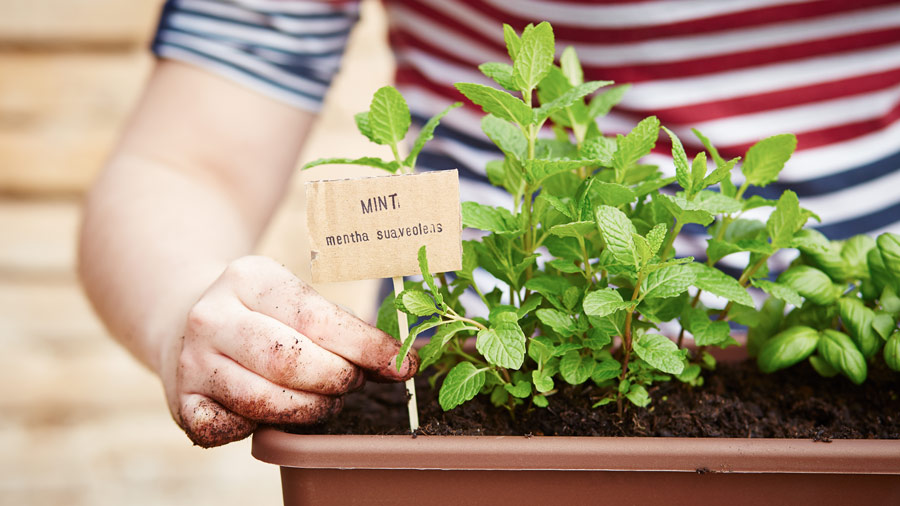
left=579, top=27, right=900, bottom=83
left=439, top=0, right=898, bottom=44
left=618, top=67, right=900, bottom=124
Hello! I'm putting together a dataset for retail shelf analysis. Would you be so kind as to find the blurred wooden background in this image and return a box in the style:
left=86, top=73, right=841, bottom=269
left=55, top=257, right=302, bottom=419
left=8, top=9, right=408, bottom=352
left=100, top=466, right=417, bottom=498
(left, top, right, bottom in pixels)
left=0, top=1, right=393, bottom=504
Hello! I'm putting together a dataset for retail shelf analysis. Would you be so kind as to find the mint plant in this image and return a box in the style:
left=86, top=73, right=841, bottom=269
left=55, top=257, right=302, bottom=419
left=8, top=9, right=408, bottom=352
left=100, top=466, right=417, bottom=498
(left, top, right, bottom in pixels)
left=305, top=21, right=862, bottom=417
left=747, top=230, right=900, bottom=383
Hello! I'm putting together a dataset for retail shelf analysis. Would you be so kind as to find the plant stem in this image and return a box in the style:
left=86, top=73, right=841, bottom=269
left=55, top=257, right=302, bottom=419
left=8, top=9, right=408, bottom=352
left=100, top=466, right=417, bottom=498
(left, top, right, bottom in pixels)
left=718, top=255, right=769, bottom=321
left=444, top=308, right=488, bottom=331
left=617, top=274, right=644, bottom=416
left=659, top=221, right=684, bottom=261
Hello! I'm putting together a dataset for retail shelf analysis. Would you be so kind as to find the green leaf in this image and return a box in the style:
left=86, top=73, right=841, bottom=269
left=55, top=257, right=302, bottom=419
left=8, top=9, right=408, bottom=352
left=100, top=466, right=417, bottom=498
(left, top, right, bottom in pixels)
left=707, top=238, right=773, bottom=264
left=767, top=190, right=804, bottom=249
left=369, top=85, right=410, bottom=145
left=478, top=62, right=516, bottom=90
left=838, top=297, right=880, bottom=359
left=818, top=329, right=867, bottom=385
left=752, top=279, right=803, bottom=307
left=375, top=293, right=399, bottom=340
left=417, top=245, right=444, bottom=310
left=579, top=136, right=616, bottom=166
left=547, top=259, right=582, bottom=273
left=354, top=111, right=378, bottom=144
left=778, top=265, right=838, bottom=306
left=633, top=330, right=685, bottom=375
left=595, top=205, right=638, bottom=267
left=625, top=384, right=652, bottom=407
left=885, top=332, right=900, bottom=372
left=461, top=201, right=521, bottom=234
left=703, top=157, right=739, bottom=188
left=517, top=293, right=544, bottom=319
left=397, top=289, right=438, bottom=317
left=840, top=235, right=876, bottom=280
left=526, top=275, right=572, bottom=300
left=560, top=350, right=596, bottom=385
left=455, top=82, right=532, bottom=125
left=741, top=133, right=797, bottom=187
left=405, top=102, right=462, bottom=167
left=873, top=311, right=896, bottom=341
left=809, top=354, right=840, bottom=378
left=583, top=288, right=631, bottom=317
left=417, top=335, right=446, bottom=371
left=396, top=316, right=443, bottom=370
left=641, top=264, right=696, bottom=299
left=534, top=80, right=610, bottom=123
left=590, top=181, right=636, bottom=207
left=684, top=307, right=732, bottom=346
left=504, top=379, right=532, bottom=398
left=476, top=312, right=526, bottom=369
left=513, top=22, right=555, bottom=92
left=877, top=232, right=900, bottom=288
left=439, top=362, right=486, bottom=410
left=549, top=221, right=595, bottom=238
left=435, top=320, right=478, bottom=347
left=481, top=114, right=527, bottom=159
left=657, top=194, right=713, bottom=227
left=613, top=116, right=660, bottom=179
left=646, top=224, right=667, bottom=256
left=527, top=336, right=555, bottom=364
left=676, top=363, right=703, bottom=384
left=692, top=128, right=726, bottom=166
left=536, top=308, right=577, bottom=337
left=688, top=263, right=754, bottom=307
left=503, top=24, right=521, bottom=61
left=757, top=326, right=819, bottom=373
left=302, top=157, right=401, bottom=173
left=587, top=84, right=630, bottom=119
left=458, top=241, right=478, bottom=281
left=690, top=152, right=708, bottom=196
left=560, top=46, right=583, bottom=86
left=663, top=126, right=692, bottom=196
left=591, top=357, right=621, bottom=383
left=535, top=193, right=574, bottom=220
left=532, top=369, right=555, bottom=393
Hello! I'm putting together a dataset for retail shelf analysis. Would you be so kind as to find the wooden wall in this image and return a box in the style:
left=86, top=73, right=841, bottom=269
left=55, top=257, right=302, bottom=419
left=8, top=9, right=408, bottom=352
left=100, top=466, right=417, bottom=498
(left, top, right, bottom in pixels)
left=0, top=1, right=393, bottom=504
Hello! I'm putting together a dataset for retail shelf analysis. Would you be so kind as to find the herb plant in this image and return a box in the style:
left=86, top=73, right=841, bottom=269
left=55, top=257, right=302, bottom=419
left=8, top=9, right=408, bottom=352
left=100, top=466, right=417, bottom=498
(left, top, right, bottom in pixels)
left=305, top=21, right=886, bottom=417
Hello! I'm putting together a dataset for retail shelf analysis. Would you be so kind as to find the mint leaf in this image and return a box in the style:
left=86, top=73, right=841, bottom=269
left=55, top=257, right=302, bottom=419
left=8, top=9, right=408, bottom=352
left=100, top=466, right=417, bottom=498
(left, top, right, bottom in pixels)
left=657, top=194, right=713, bottom=227
left=354, top=111, right=377, bottom=144
left=751, top=279, right=803, bottom=307
left=455, top=82, right=532, bottom=125
left=476, top=312, right=526, bottom=368
left=536, top=308, right=577, bottom=337
left=625, top=384, right=651, bottom=407
left=481, top=114, right=527, bottom=159
left=685, top=307, right=732, bottom=346
left=613, top=116, right=660, bottom=181
left=641, top=264, right=695, bottom=299
left=504, top=379, right=532, bottom=398
left=583, top=288, right=631, bottom=317
left=397, top=289, right=437, bottom=317
left=688, top=263, right=753, bottom=307
left=560, top=46, right=583, bottom=86
left=579, top=136, right=616, bottom=166
left=587, top=84, right=630, bottom=119
left=369, top=85, right=410, bottom=145
left=741, top=133, right=797, bottom=187
left=560, top=350, right=595, bottom=385
left=303, top=157, right=401, bottom=173
left=692, top=128, right=725, bottom=166
left=532, top=369, right=555, bottom=393
left=535, top=193, right=574, bottom=220
left=534, top=80, right=610, bottom=123
left=405, top=102, right=461, bottom=167
left=375, top=293, right=399, bottom=340
left=663, top=126, right=692, bottom=196
left=633, top=330, right=685, bottom=375
left=549, top=221, right=595, bottom=238
left=479, top=62, right=516, bottom=90
left=526, top=159, right=602, bottom=184
left=527, top=335, right=555, bottom=364
left=646, top=223, right=667, bottom=255
left=417, top=245, right=444, bottom=310
left=513, top=21, right=554, bottom=92
left=595, top=205, right=638, bottom=267
left=461, top=201, right=521, bottom=234
left=396, top=316, right=443, bottom=370
left=590, top=181, right=636, bottom=207
left=767, top=190, right=804, bottom=249
left=703, top=156, right=738, bottom=188
left=439, top=362, right=486, bottom=410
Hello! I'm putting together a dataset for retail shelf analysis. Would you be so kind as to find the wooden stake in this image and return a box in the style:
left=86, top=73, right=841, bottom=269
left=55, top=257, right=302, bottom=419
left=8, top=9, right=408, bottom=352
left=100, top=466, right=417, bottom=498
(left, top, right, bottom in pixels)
left=392, top=276, right=419, bottom=432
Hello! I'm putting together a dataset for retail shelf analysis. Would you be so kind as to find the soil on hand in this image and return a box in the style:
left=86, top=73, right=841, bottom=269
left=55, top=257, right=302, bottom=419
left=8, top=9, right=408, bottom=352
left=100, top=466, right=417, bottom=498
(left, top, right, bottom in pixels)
left=287, top=360, right=900, bottom=439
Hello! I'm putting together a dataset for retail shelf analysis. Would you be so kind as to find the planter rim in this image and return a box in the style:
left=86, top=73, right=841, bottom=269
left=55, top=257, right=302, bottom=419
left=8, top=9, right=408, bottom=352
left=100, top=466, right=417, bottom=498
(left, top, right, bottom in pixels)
left=252, top=426, right=900, bottom=475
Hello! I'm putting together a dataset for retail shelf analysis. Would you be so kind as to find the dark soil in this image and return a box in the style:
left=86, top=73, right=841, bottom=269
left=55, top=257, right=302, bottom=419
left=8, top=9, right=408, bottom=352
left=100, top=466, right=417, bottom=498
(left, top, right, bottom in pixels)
left=286, top=359, right=900, bottom=439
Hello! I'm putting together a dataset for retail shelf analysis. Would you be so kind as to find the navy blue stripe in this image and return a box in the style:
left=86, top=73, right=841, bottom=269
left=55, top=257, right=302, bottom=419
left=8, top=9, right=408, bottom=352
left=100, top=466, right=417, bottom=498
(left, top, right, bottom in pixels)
left=168, top=0, right=358, bottom=20
left=812, top=199, right=900, bottom=239
left=152, top=39, right=326, bottom=103
left=169, top=6, right=354, bottom=40
left=745, top=149, right=900, bottom=199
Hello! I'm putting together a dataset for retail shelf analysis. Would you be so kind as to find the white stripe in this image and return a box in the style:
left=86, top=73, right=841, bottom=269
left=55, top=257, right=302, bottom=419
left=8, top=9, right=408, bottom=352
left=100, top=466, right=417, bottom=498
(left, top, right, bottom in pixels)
left=388, top=4, right=507, bottom=64
left=159, top=30, right=331, bottom=95
left=621, top=43, right=900, bottom=110
left=481, top=0, right=807, bottom=28
left=793, top=168, right=900, bottom=225
left=231, top=0, right=358, bottom=16
left=690, top=84, right=900, bottom=147
left=570, top=5, right=900, bottom=65
left=155, top=45, right=322, bottom=111
left=169, top=12, right=350, bottom=53
left=175, top=0, right=355, bottom=33
left=786, top=120, right=900, bottom=180
left=398, top=47, right=492, bottom=88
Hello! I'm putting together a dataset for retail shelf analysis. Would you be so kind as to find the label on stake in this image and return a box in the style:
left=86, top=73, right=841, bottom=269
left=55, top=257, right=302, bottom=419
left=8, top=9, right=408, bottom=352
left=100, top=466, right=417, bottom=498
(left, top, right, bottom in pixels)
left=306, top=169, right=462, bottom=432
left=306, top=170, right=462, bottom=283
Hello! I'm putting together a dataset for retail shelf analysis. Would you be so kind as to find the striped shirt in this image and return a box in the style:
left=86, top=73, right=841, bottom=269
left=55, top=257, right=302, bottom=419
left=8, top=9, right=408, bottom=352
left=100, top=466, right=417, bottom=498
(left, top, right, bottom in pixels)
left=152, top=0, right=900, bottom=253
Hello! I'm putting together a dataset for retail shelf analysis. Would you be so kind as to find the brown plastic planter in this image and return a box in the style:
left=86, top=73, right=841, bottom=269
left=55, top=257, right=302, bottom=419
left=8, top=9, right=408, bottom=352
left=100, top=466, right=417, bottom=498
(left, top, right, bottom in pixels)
left=253, top=427, right=900, bottom=505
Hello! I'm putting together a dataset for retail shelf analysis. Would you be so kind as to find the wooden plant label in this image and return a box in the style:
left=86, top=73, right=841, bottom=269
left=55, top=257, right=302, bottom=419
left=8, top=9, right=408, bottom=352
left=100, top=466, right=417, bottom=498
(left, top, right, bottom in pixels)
left=306, top=170, right=462, bottom=283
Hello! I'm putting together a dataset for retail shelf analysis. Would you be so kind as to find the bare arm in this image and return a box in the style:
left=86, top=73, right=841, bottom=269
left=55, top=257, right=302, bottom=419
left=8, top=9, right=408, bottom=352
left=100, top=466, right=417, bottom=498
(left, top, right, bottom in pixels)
left=79, top=60, right=416, bottom=446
